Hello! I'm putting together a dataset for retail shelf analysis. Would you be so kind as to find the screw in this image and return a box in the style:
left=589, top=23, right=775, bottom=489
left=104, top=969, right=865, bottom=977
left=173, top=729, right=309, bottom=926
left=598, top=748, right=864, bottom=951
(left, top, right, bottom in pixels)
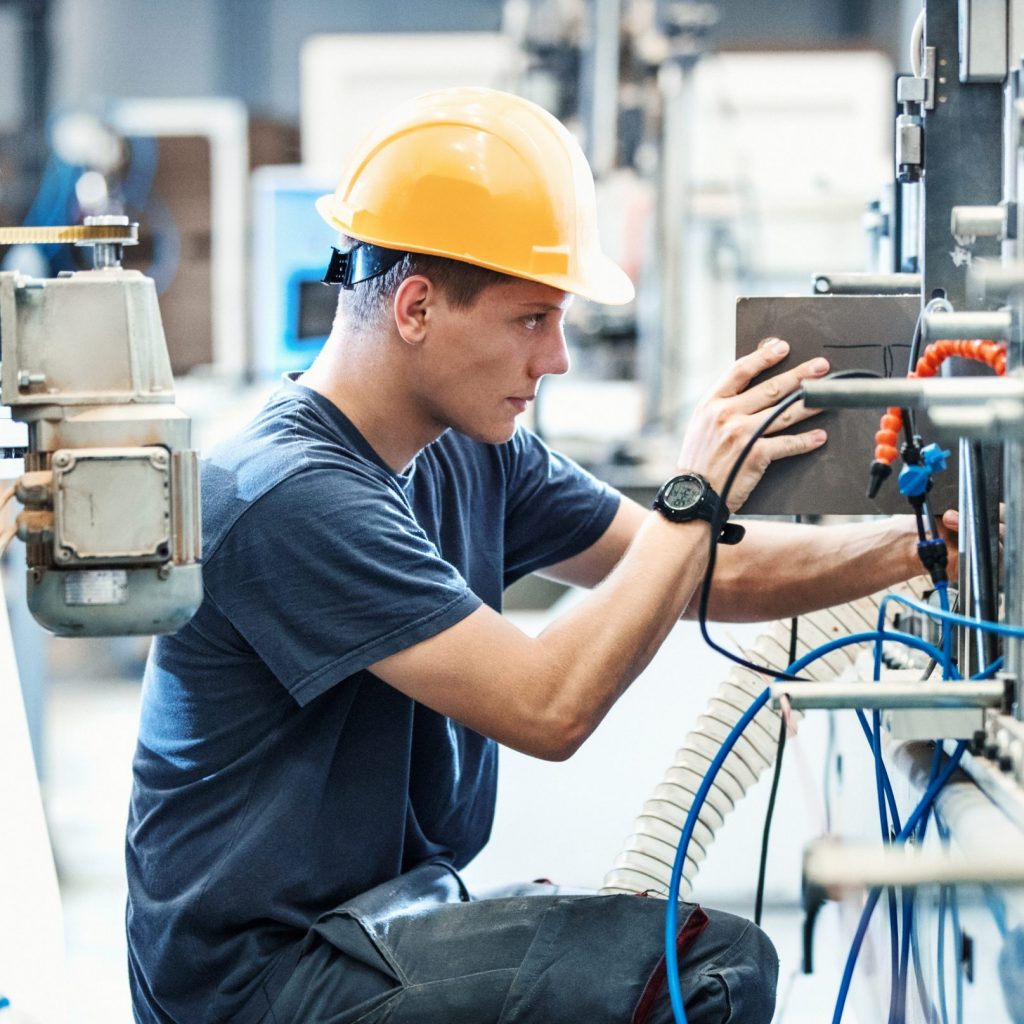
left=52, top=452, right=71, bottom=468
left=158, top=564, right=172, bottom=580
left=17, top=371, right=46, bottom=390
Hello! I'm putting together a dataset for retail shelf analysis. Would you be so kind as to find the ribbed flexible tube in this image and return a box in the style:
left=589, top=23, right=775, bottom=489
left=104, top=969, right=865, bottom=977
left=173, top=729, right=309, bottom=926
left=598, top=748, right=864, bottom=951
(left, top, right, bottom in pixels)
left=599, top=579, right=930, bottom=898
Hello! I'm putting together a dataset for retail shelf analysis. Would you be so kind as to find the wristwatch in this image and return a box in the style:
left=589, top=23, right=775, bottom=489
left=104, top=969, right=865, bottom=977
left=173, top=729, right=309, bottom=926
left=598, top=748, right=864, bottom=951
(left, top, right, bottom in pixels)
left=652, top=473, right=746, bottom=545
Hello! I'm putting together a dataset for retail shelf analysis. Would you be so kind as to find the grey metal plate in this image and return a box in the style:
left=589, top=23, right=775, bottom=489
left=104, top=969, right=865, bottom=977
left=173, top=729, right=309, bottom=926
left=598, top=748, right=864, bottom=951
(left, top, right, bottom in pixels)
left=735, top=295, right=959, bottom=516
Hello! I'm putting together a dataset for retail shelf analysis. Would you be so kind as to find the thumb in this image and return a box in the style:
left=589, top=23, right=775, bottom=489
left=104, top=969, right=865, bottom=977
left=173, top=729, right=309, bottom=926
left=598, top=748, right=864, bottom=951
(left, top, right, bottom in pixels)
left=942, top=509, right=960, bottom=530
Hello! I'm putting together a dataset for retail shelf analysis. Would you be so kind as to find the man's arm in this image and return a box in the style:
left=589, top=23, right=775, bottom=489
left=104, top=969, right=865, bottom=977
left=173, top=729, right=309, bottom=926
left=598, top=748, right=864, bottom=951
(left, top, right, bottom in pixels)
left=370, top=341, right=830, bottom=762
left=542, top=497, right=926, bottom=622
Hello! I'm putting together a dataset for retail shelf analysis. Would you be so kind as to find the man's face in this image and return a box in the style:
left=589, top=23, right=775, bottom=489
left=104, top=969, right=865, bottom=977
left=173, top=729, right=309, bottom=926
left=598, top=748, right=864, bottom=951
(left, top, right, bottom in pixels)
left=414, top=277, right=572, bottom=444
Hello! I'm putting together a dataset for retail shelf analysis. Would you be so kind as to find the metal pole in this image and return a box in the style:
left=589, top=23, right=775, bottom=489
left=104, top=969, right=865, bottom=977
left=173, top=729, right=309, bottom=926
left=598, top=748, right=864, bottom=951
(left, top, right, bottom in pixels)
left=587, top=0, right=622, bottom=178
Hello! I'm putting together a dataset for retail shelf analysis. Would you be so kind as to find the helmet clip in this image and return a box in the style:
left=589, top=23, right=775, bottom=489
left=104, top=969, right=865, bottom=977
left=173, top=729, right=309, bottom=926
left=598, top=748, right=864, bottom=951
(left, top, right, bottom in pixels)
left=322, top=243, right=407, bottom=289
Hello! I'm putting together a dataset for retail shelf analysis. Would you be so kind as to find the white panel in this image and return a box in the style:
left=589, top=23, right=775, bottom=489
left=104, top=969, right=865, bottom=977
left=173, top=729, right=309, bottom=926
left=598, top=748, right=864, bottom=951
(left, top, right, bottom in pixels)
left=0, top=575, right=66, bottom=1021
left=52, top=0, right=220, bottom=105
left=0, top=8, right=21, bottom=134
left=688, top=50, right=895, bottom=273
left=300, top=32, right=520, bottom=176
left=108, top=98, right=249, bottom=380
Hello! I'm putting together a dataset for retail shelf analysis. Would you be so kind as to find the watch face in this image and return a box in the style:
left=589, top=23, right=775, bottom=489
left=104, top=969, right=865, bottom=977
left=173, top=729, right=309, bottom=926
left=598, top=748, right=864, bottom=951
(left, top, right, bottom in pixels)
left=663, top=475, right=704, bottom=512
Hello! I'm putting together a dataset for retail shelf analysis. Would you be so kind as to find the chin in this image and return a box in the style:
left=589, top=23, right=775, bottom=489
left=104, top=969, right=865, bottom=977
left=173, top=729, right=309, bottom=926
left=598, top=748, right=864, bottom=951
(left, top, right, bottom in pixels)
left=459, top=418, right=518, bottom=446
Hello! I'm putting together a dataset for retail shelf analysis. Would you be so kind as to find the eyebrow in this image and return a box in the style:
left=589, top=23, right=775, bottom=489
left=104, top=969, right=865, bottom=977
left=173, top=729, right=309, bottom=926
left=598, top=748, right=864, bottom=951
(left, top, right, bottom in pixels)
left=515, top=301, right=572, bottom=312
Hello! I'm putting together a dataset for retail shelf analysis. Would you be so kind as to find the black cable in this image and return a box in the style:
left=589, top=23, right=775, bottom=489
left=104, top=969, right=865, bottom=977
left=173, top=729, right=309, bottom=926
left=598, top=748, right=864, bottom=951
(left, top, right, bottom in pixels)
left=899, top=310, right=925, bottom=440
left=697, top=370, right=882, bottom=681
left=754, top=711, right=787, bottom=927
left=968, top=441, right=1000, bottom=672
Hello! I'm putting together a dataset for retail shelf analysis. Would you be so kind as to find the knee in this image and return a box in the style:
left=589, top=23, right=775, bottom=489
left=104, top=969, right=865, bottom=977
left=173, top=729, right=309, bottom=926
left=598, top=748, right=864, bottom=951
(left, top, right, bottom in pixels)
left=735, top=922, right=779, bottom=1022
left=684, top=915, right=779, bottom=1024
left=712, top=920, right=778, bottom=1024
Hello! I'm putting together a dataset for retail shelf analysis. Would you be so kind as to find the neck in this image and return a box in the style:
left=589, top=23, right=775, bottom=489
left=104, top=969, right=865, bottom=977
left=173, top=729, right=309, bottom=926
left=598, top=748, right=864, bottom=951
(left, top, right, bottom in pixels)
left=298, top=328, right=442, bottom=473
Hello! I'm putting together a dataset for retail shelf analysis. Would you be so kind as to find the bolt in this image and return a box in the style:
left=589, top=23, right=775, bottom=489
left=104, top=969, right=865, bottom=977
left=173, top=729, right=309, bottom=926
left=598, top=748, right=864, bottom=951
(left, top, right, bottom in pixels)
left=158, top=564, right=172, bottom=580
left=17, top=371, right=46, bottom=390
left=52, top=452, right=70, bottom=468
left=57, top=546, right=72, bottom=561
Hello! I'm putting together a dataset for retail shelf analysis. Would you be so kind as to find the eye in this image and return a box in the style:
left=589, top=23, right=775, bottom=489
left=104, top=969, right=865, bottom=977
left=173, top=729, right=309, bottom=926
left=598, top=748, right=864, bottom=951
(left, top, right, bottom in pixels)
left=521, top=313, right=546, bottom=331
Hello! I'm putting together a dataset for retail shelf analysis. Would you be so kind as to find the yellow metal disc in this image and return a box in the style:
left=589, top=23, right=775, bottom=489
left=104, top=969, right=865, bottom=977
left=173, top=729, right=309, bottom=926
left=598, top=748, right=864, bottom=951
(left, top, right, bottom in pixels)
left=0, top=224, right=138, bottom=245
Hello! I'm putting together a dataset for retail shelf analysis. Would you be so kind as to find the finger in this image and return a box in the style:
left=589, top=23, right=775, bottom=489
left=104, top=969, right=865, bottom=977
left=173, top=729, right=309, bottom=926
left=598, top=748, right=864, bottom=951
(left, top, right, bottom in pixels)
left=758, top=428, right=828, bottom=463
left=761, top=399, right=825, bottom=436
left=732, top=356, right=831, bottom=415
left=713, top=338, right=791, bottom=399
left=942, top=507, right=1005, bottom=539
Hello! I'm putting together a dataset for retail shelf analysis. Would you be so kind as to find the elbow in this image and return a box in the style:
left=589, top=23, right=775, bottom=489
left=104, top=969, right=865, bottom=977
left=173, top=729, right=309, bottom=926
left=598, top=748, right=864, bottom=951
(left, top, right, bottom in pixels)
left=528, top=706, right=592, bottom=762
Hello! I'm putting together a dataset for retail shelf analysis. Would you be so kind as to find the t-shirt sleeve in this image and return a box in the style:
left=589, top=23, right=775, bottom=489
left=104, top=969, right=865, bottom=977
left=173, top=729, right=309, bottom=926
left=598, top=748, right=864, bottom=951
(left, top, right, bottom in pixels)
left=203, top=465, right=482, bottom=706
left=502, top=427, right=621, bottom=587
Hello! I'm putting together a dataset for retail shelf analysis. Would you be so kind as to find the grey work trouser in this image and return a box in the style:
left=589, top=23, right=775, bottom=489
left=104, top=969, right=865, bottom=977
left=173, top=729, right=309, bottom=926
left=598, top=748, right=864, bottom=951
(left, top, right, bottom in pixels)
left=265, top=862, right=778, bottom=1024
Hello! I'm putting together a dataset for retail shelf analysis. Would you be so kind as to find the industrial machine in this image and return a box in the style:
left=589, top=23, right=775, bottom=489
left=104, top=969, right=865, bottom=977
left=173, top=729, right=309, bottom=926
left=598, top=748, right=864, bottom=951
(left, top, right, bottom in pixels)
left=597, top=2, right=1024, bottom=1023
left=0, top=215, right=199, bottom=1021
left=0, top=216, right=201, bottom=635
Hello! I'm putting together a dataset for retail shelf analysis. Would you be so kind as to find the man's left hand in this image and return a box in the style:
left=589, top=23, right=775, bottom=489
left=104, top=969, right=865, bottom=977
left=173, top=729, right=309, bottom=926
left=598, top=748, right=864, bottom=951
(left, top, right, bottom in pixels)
left=934, top=506, right=1005, bottom=582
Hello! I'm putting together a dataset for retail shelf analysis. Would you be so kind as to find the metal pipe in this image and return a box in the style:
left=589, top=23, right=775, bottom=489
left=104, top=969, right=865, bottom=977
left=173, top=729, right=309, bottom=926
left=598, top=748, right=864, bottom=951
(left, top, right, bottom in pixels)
left=769, top=680, right=1005, bottom=711
left=804, top=841, right=1024, bottom=890
left=802, top=375, right=1024, bottom=409
left=812, top=272, right=922, bottom=295
left=950, top=204, right=1007, bottom=243
left=922, top=309, right=1013, bottom=341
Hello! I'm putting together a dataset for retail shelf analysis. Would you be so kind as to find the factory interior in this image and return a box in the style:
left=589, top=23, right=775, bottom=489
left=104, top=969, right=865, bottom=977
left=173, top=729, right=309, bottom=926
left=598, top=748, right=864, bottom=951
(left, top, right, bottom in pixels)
left=3, top=0, right=1024, bottom=1022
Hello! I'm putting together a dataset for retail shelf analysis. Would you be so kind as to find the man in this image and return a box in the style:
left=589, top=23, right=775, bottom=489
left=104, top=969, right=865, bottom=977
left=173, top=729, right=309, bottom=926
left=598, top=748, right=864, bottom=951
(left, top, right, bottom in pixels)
left=127, top=88, right=944, bottom=1024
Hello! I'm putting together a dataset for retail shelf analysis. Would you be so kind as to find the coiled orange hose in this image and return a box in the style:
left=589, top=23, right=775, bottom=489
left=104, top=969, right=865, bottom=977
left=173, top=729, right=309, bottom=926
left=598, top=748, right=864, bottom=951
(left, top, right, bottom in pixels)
left=873, top=339, right=1007, bottom=467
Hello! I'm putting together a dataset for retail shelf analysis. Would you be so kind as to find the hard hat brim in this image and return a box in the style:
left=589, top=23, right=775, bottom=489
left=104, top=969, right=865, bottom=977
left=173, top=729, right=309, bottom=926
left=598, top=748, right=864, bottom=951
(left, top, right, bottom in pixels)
left=316, top=195, right=635, bottom=307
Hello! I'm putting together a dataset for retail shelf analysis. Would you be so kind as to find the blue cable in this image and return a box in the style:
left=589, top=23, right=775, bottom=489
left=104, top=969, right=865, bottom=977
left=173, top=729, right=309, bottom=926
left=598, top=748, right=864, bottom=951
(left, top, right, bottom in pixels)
left=856, top=710, right=902, bottom=830
left=869, top=621, right=900, bottom=1013
left=936, top=583, right=954, bottom=674
left=832, top=742, right=967, bottom=1024
left=887, top=583, right=953, bottom=1023
left=879, top=592, right=1024, bottom=640
left=665, top=687, right=771, bottom=1024
left=666, top=628, right=954, bottom=1024
left=937, top=882, right=950, bottom=1024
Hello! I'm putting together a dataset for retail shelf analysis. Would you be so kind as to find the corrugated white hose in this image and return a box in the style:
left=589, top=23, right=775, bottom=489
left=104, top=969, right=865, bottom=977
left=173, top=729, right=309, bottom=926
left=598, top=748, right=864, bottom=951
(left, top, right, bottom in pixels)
left=599, top=578, right=930, bottom=899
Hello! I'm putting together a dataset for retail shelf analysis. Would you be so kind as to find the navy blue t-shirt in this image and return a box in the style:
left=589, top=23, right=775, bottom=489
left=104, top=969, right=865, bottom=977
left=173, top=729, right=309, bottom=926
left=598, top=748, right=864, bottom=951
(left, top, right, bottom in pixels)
left=126, top=379, right=619, bottom=1024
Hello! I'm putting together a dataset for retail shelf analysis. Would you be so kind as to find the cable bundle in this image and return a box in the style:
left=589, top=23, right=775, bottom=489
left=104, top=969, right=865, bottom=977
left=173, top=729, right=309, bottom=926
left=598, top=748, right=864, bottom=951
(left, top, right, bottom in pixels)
left=599, top=579, right=928, bottom=900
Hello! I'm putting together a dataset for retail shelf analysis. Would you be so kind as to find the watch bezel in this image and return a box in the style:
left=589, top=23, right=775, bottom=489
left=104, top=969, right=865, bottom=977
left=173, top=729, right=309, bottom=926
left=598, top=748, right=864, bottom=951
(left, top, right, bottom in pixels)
left=658, top=473, right=707, bottom=514
left=654, top=473, right=711, bottom=523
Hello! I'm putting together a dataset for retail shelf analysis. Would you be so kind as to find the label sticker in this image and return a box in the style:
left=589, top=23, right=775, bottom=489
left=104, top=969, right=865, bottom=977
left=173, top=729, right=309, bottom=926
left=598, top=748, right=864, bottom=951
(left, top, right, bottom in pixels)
left=64, top=570, right=129, bottom=606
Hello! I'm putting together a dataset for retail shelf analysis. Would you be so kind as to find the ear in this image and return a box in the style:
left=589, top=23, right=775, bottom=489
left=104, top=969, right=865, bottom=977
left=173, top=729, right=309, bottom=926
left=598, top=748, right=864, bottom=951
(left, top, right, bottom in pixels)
left=393, top=275, right=435, bottom=345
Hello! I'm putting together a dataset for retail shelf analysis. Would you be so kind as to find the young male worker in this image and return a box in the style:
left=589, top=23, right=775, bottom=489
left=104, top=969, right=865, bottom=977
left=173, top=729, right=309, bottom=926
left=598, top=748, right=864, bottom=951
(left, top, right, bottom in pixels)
left=126, top=88, right=951, bottom=1024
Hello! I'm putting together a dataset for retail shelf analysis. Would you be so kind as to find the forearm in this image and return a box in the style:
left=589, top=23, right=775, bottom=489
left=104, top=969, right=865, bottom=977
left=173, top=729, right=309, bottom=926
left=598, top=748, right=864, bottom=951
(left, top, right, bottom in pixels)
left=693, top=516, right=922, bottom=623
left=529, top=512, right=713, bottom=753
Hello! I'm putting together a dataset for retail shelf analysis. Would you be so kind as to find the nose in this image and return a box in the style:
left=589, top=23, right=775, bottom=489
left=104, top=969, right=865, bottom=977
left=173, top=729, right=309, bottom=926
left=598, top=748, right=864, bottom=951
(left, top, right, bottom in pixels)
left=528, top=322, right=571, bottom=380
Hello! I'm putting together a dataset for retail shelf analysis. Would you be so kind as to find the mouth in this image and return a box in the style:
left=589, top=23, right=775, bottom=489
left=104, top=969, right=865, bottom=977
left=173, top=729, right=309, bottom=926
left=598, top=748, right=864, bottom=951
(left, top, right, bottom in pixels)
left=506, top=395, right=535, bottom=413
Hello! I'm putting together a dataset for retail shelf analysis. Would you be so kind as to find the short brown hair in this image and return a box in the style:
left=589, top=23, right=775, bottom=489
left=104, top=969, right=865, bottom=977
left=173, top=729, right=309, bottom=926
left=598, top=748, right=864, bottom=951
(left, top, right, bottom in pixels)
left=334, top=235, right=511, bottom=328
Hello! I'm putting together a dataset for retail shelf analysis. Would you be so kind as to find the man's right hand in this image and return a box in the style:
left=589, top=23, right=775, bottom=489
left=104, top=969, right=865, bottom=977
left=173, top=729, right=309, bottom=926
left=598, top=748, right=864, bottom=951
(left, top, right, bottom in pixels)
left=675, top=338, right=831, bottom=511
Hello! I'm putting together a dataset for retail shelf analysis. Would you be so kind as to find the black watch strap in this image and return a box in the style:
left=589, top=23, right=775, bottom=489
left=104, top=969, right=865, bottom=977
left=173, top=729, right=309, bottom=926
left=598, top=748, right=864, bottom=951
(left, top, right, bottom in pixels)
left=718, top=521, right=746, bottom=545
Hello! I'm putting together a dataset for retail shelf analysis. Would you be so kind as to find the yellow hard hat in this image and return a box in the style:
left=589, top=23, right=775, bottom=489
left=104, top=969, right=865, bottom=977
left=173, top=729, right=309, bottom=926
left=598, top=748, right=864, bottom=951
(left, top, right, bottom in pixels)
left=315, top=87, right=635, bottom=306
